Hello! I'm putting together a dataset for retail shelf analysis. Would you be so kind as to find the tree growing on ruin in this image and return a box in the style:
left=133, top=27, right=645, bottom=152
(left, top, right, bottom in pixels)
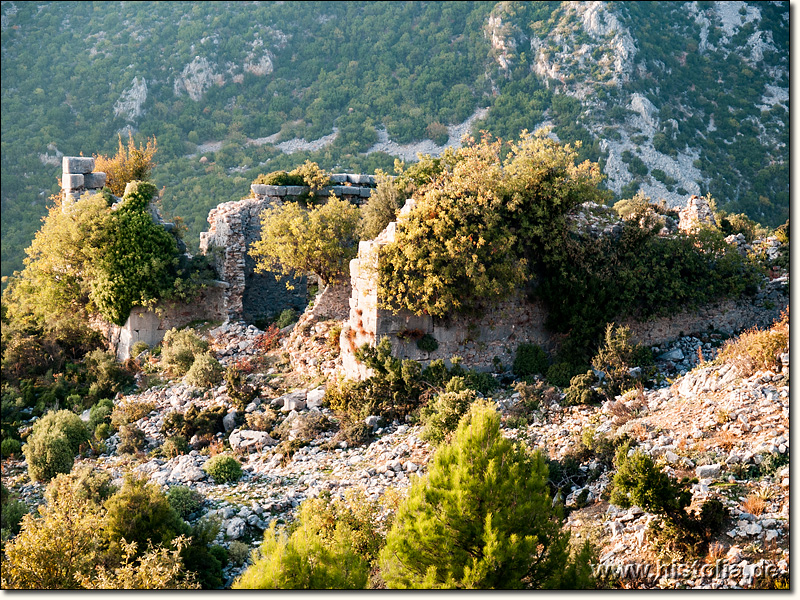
left=250, top=197, right=361, bottom=287
left=94, top=132, right=158, bottom=197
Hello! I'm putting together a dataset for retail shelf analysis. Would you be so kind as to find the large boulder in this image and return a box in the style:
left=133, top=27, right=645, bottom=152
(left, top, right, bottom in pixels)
left=229, top=429, right=277, bottom=453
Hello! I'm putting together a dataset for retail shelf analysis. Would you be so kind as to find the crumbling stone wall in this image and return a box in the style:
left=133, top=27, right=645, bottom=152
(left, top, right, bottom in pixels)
left=340, top=197, right=789, bottom=380
left=61, top=156, right=107, bottom=207
left=93, top=284, right=227, bottom=360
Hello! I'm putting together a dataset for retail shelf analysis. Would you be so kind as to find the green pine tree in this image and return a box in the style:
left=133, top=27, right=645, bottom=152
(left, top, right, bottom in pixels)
left=380, top=400, right=594, bottom=589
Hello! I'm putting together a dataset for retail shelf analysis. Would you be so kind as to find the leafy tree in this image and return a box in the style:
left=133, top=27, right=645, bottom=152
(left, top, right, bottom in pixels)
left=379, top=401, right=594, bottom=589
left=94, top=133, right=158, bottom=197
left=1, top=475, right=103, bottom=588
left=77, top=536, right=199, bottom=590
left=359, top=172, right=406, bottom=240
left=23, top=409, right=90, bottom=483
left=103, top=474, right=186, bottom=555
left=234, top=496, right=372, bottom=589
left=379, top=131, right=606, bottom=317
left=161, top=327, right=208, bottom=376
left=250, top=197, right=360, bottom=286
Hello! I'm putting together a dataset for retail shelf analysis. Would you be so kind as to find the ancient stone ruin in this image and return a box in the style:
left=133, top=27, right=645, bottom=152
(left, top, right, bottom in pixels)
left=61, top=156, right=107, bottom=207
left=340, top=196, right=787, bottom=380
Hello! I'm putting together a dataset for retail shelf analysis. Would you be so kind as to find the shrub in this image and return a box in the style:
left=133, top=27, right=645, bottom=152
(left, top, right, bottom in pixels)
left=94, top=132, right=157, bottom=197
left=253, top=171, right=305, bottom=186
left=716, top=310, right=788, bottom=377
left=512, top=343, right=549, bottom=378
left=546, top=362, right=586, bottom=388
left=233, top=497, right=371, bottom=589
left=380, top=401, right=594, bottom=589
left=3, top=474, right=103, bottom=588
left=360, top=172, right=405, bottom=240
left=225, top=366, right=258, bottom=410
left=130, top=341, right=150, bottom=357
left=111, top=399, right=156, bottom=429
left=85, top=349, right=133, bottom=401
left=162, top=435, right=189, bottom=459
left=246, top=409, right=277, bottom=432
left=419, top=378, right=477, bottom=445
left=228, top=540, right=252, bottom=567
left=184, top=352, right=223, bottom=388
left=23, top=409, right=90, bottom=482
left=564, top=371, right=602, bottom=406
left=167, top=485, right=204, bottom=520
left=46, top=465, right=116, bottom=506
left=416, top=334, right=439, bottom=353
left=88, top=398, right=114, bottom=431
left=590, top=324, right=650, bottom=399
left=1, top=484, right=27, bottom=540
left=117, top=423, right=146, bottom=455
left=335, top=421, right=371, bottom=448
left=203, top=454, right=243, bottom=484
left=104, top=474, right=185, bottom=552
left=1, top=437, right=22, bottom=458
left=275, top=308, right=298, bottom=329
left=161, top=404, right=227, bottom=440
left=161, top=328, right=208, bottom=376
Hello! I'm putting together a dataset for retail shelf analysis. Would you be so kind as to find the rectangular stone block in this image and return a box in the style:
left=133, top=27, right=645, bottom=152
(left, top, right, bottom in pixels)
left=251, top=184, right=287, bottom=197
left=330, top=174, right=348, bottom=184
left=62, top=156, right=95, bottom=174
left=359, top=187, right=372, bottom=198
left=83, top=172, right=107, bottom=189
left=62, top=173, right=84, bottom=190
left=285, top=186, right=308, bottom=196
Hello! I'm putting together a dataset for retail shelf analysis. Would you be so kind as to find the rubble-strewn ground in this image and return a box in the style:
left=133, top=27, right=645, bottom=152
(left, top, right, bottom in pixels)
left=1, top=297, right=789, bottom=589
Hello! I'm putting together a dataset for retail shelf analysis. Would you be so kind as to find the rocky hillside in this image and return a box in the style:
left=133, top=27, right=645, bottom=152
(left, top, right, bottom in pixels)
left=2, top=271, right=789, bottom=588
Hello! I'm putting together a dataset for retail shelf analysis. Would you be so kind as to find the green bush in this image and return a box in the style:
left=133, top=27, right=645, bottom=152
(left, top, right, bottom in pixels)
left=162, top=435, right=190, bottom=459
left=275, top=309, right=298, bottom=329
left=590, top=324, right=651, bottom=399
left=1, top=437, right=22, bottom=458
left=234, top=496, right=372, bottom=589
left=1, top=483, right=28, bottom=540
left=85, top=349, right=133, bottom=401
left=225, top=366, right=258, bottom=410
left=416, top=334, right=439, bottom=353
left=184, top=352, right=223, bottom=388
left=130, top=341, right=150, bottom=357
left=253, top=171, right=306, bottom=187
left=110, top=399, right=156, bottom=429
left=512, top=343, right=549, bottom=378
left=23, top=409, right=90, bottom=482
left=228, top=540, right=252, bottom=567
left=545, top=362, right=584, bottom=388
left=88, top=398, right=114, bottom=431
left=204, top=454, right=243, bottom=484
left=380, top=401, right=594, bottom=589
left=161, top=404, right=227, bottom=440
left=359, top=172, right=406, bottom=240
left=419, top=378, right=477, bottom=445
left=161, top=328, right=208, bottom=376
left=117, top=423, right=146, bottom=455
left=104, top=474, right=186, bottom=553
left=167, top=485, right=204, bottom=519
left=564, top=371, right=602, bottom=406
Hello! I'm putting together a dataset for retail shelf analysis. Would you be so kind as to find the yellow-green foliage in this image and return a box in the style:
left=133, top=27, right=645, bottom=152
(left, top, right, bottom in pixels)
left=380, top=400, right=594, bottom=589
left=2, top=179, right=183, bottom=328
left=379, top=131, right=606, bottom=317
left=103, top=475, right=185, bottom=553
left=717, top=309, right=789, bottom=376
left=77, top=536, right=199, bottom=589
left=233, top=495, right=373, bottom=589
left=359, top=171, right=405, bottom=240
left=94, top=132, right=158, bottom=197
left=203, top=454, right=243, bottom=484
left=161, top=328, right=208, bottom=376
left=183, top=352, right=223, bottom=388
left=23, top=409, right=90, bottom=483
left=250, top=197, right=360, bottom=286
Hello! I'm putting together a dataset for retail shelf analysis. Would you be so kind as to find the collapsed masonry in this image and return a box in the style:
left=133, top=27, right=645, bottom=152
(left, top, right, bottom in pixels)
left=340, top=196, right=788, bottom=380
left=64, top=162, right=377, bottom=358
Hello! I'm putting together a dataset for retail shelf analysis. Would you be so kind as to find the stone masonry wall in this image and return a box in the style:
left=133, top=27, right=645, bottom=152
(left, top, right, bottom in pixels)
left=61, top=156, right=107, bottom=208
left=340, top=199, right=789, bottom=380
left=93, top=284, right=227, bottom=361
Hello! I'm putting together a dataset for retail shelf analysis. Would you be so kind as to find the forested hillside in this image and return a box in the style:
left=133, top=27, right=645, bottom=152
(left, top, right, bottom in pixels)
left=0, top=1, right=788, bottom=281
